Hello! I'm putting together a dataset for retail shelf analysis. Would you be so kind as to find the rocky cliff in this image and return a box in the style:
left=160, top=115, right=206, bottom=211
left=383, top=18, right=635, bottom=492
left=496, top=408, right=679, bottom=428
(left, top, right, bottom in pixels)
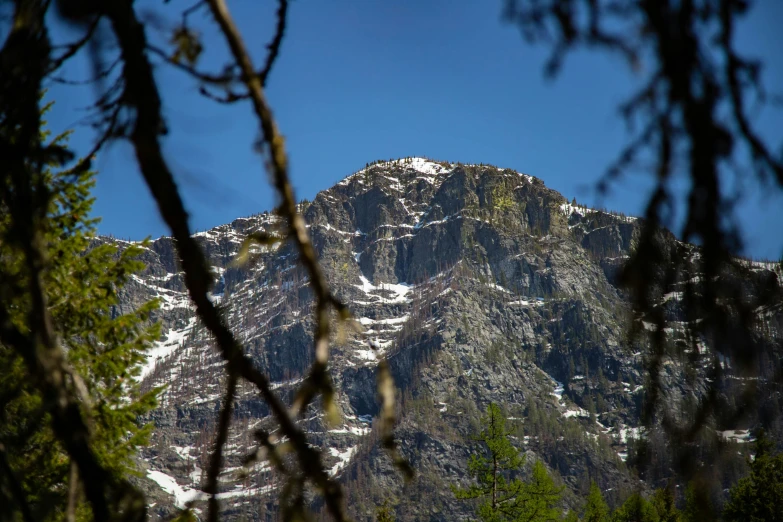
left=111, top=157, right=782, bottom=520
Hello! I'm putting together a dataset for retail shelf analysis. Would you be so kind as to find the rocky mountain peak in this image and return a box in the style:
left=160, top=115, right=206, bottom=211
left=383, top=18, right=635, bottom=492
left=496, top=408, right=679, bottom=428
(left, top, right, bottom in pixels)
left=108, top=157, right=780, bottom=520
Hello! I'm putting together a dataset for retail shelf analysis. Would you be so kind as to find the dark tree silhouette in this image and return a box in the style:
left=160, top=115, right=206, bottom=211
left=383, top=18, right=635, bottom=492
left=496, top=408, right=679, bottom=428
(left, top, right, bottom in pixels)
left=504, top=0, right=783, bottom=483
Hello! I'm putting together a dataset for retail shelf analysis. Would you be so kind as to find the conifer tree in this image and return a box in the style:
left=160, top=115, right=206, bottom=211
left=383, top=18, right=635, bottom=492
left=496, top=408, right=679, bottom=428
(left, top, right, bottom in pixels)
left=651, top=484, right=681, bottom=522
left=680, top=481, right=712, bottom=522
left=582, top=482, right=610, bottom=522
left=375, top=500, right=395, bottom=522
left=515, top=461, right=563, bottom=522
left=611, top=493, right=659, bottom=522
left=452, top=403, right=563, bottom=522
left=452, top=403, right=525, bottom=517
left=722, top=430, right=783, bottom=522
left=0, top=105, right=161, bottom=521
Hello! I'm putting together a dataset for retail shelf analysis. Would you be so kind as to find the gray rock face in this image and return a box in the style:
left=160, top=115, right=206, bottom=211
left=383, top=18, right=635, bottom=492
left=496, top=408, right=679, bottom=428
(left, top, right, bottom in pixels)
left=108, top=157, right=781, bottom=520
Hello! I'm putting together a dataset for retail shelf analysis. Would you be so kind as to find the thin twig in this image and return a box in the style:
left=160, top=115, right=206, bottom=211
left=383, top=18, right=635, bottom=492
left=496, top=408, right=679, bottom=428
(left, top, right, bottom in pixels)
left=259, top=0, right=288, bottom=87
left=48, top=55, right=121, bottom=85
left=719, top=0, right=783, bottom=186
left=146, top=43, right=236, bottom=84
left=205, top=372, right=237, bottom=522
left=47, top=14, right=100, bottom=74
left=198, top=84, right=249, bottom=104
left=182, top=0, right=207, bottom=27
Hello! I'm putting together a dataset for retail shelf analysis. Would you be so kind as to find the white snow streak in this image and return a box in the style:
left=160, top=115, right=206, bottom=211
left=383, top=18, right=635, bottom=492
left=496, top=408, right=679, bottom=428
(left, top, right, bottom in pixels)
left=140, top=316, right=198, bottom=380
left=147, top=470, right=205, bottom=508
left=328, top=446, right=358, bottom=476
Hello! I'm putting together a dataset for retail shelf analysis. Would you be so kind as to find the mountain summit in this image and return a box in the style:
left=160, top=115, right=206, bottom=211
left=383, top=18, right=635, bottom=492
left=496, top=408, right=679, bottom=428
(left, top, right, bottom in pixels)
left=118, top=157, right=781, bottom=520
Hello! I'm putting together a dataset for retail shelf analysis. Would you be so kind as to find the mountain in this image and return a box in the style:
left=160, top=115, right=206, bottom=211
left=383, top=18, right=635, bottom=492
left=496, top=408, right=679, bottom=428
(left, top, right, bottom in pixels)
left=111, top=157, right=782, bottom=520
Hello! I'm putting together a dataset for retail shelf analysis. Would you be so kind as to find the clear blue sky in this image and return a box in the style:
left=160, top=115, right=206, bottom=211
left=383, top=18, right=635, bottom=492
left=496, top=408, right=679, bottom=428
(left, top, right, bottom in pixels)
left=47, top=1, right=783, bottom=259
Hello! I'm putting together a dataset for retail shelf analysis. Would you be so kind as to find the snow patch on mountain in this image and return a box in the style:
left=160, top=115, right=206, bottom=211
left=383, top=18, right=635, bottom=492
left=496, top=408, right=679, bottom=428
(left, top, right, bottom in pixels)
left=718, top=429, right=753, bottom=444
left=147, top=469, right=205, bottom=508
left=339, top=157, right=454, bottom=187
left=140, top=316, right=199, bottom=380
left=559, top=202, right=596, bottom=219
left=328, top=446, right=358, bottom=476
left=354, top=275, right=412, bottom=304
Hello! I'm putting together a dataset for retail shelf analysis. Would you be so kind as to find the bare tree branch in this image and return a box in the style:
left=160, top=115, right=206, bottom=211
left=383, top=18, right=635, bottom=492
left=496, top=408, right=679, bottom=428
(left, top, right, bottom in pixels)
left=719, top=0, right=783, bottom=186
left=48, top=55, right=120, bottom=85
left=198, top=84, right=249, bottom=104
left=86, top=1, right=352, bottom=518
left=146, top=42, right=236, bottom=84
left=504, top=0, right=783, bottom=489
left=259, top=0, right=288, bottom=87
left=47, top=14, right=100, bottom=74
left=181, top=0, right=207, bottom=27
left=205, top=371, right=237, bottom=522
left=203, top=0, right=351, bottom=517
left=205, top=0, right=338, bottom=419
